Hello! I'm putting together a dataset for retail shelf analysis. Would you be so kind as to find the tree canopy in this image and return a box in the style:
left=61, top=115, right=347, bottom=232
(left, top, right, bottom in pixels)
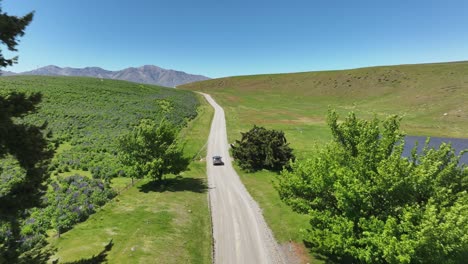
left=118, top=119, right=189, bottom=182
left=0, top=92, right=52, bottom=210
left=231, top=125, right=294, bottom=172
left=0, top=0, right=33, bottom=68
left=0, top=4, right=54, bottom=262
left=277, top=110, right=468, bottom=264
left=0, top=92, right=53, bottom=263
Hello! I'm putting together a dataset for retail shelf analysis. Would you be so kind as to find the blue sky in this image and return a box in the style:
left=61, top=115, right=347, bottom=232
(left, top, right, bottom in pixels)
left=3, top=0, right=468, bottom=78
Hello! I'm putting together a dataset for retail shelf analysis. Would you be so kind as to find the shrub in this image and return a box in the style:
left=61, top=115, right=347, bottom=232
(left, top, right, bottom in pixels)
left=23, top=175, right=116, bottom=237
left=231, top=125, right=295, bottom=172
left=277, top=110, right=468, bottom=263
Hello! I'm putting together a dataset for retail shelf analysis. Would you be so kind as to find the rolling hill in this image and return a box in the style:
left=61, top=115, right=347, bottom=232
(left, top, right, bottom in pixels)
left=181, top=61, right=468, bottom=152
left=0, top=75, right=200, bottom=179
left=2, top=65, right=210, bottom=87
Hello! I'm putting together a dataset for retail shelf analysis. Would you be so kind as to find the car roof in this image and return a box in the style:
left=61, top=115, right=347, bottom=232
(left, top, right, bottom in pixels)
left=213, top=156, right=222, bottom=158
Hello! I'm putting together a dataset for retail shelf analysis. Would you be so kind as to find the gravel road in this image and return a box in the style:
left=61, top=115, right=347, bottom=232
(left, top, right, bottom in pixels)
left=202, top=93, right=286, bottom=264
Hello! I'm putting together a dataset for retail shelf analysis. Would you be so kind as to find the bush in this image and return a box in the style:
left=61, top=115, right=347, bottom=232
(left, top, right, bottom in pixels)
left=23, top=175, right=116, bottom=237
left=231, top=125, right=294, bottom=172
left=277, top=110, right=468, bottom=263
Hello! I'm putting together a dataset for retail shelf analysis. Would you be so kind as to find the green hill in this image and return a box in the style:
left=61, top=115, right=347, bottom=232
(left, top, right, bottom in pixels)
left=0, top=76, right=199, bottom=178
left=0, top=76, right=212, bottom=263
left=181, top=61, right=468, bottom=157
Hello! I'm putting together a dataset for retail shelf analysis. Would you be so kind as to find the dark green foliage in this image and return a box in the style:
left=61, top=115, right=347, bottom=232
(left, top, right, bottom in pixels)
left=277, top=110, right=468, bottom=263
left=23, top=175, right=116, bottom=238
left=0, top=92, right=52, bottom=210
left=118, top=119, right=189, bottom=181
left=0, top=92, right=53, bottom=263
left=14, top=175, right=114, bottom=263
left=0, top=4, right=53, bottom=262
left=0, top=0, right=33, bottom=67
left=231, top=125, right=294, bottom=172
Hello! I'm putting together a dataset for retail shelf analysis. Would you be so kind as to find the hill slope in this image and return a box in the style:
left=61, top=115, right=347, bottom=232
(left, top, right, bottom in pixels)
left=0, top=75, right=212, bottom=263
left=181, top=61, right=468, bottom=150
left=7, top=65, right=210, bottom=87
left=0, top=75, right=200, bottom=178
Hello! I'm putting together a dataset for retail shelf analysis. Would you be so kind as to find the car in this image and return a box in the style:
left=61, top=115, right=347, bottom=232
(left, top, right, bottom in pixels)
left=212, top=156, right=224, bottom=166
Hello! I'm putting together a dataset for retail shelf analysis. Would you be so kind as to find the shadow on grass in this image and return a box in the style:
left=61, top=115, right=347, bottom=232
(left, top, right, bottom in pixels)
left=138, top=177, right=208, bottom=193
left=56, top=239, right=113, bottom=264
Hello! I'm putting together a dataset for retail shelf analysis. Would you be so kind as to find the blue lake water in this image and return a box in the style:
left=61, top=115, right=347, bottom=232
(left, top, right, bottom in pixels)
left=403, top=136, right=468, bottom=166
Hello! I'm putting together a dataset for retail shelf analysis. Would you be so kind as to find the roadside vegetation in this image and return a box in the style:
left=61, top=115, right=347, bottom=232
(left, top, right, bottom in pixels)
left=181, top=62, right=468, bottom=262
left=278, top=111, right=467, bottom=263
left=50, top=94, right=213, bottom=263
left=231, top=125, right=294, bottom=172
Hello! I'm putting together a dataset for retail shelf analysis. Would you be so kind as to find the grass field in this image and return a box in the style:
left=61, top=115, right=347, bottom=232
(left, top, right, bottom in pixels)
left=181, top=61, right=468, bottom=262
left=182, top=61, right=468, bottom=151
left=50, top=94, right=214, bottom=263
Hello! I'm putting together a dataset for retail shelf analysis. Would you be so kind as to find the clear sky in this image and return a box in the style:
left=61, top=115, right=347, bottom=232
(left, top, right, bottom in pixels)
left=2, top=0, right=468, bottom=78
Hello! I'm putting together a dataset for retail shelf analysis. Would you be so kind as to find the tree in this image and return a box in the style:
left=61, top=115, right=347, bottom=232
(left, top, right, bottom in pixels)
left=118, top=119, right=189, bottom=182
left=277, top=110, right=468, bottom=264
left=0, top=4, right=53, bottom=263
left=231, top=125, right=294, bottom=172
left=0, top=0, right=34, bottom=68
left=0, top=93, right=53, bottom=263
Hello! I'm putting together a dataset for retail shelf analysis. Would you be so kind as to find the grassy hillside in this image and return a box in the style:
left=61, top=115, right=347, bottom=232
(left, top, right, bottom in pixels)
left=0, top=76, right=212, bottom=263
left=0, top=76, right=199, bottom=179
left=181, top=61, right=468, bottom=263
left=182, top=61, right=468, bottom=157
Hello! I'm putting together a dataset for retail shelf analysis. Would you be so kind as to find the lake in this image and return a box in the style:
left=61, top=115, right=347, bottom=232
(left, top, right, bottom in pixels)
left=403, top=136, right=468, bottom=166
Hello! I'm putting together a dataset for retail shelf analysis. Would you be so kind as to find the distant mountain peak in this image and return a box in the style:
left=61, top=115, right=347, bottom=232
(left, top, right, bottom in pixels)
left=138, top=65, right=162, bottom=70
left=11, top=65, right=210, bottom=87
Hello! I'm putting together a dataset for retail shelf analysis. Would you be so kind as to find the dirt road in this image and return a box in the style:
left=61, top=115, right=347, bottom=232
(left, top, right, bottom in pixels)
left=202, top=93, right=285, bottom=264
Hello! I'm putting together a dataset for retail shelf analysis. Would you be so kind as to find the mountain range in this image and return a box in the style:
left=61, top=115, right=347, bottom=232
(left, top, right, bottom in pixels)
left=0, top=65, right=210, bottom=87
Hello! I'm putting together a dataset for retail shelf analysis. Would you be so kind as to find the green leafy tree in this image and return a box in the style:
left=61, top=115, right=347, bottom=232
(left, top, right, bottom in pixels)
left=277, top=110, right=468, bottom=264
left=0, top=0, right=33, bottom=68
left=118, top=119, right=189, bottom=182
left=231, top=125, right=294, bottom=172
